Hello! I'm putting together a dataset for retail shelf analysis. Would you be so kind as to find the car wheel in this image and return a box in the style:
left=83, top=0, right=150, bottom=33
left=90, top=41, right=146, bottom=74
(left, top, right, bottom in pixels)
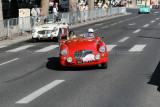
left=101, top=62, right=107, bottom=69
left=57, top=29, right=62, bottom=42
left=33, top=38, right=38, bottom=42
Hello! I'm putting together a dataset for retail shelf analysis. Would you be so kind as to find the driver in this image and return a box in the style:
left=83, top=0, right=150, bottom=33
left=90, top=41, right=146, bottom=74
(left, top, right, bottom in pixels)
left=88, top=28, right=94, bottom=37
left=67, top=31, right=76, bottom=40
left=57, top=17, right=61, bottom=23
left=44, top=18, right=48, bottom=24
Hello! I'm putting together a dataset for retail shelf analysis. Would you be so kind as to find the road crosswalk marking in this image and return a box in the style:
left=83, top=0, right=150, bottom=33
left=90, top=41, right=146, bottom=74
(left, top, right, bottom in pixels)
left=106, top=45, right=117, bottom=52
left=129, top=45, right=146, bottom=52
left=118, top=37, right=129, bottom=42
left=35, top=45, right=59, bottom=52
left=15, top=80, right=65, bottom=104
left=6, top=45, right=35, bottom=52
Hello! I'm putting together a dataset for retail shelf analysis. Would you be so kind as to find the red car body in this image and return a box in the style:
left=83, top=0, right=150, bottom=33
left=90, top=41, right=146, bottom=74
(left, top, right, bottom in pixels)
left=60, top=36, right=108, bottom=68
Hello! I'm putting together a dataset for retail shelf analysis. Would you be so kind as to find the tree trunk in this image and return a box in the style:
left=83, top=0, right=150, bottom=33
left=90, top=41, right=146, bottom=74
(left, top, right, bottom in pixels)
left=0, top=0, right=3, bottom=20
left=69, top=0, right=78, bottom=11
left=41, top=0, right=49, bottom=15
left=88, top=0, right=94, bottom=10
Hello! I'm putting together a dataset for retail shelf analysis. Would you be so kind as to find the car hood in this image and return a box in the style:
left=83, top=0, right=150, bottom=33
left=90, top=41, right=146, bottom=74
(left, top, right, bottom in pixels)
left=64, top=37, right=99, bottom=52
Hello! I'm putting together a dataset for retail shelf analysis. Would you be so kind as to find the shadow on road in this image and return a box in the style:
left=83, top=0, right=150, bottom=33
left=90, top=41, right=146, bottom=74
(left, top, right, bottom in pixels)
left=148, top=61, right=160, bottom=92
left=46, top=57, right=99, bottom=71
left=138, top=36, right=160, bottom=40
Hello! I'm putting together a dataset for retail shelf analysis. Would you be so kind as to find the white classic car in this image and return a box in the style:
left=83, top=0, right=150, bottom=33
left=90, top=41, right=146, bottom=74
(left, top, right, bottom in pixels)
left=32, top=20, right=69, bottom=42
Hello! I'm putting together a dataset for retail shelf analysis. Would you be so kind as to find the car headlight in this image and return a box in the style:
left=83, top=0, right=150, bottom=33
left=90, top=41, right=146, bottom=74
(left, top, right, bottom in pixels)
left=53, top=27, right=58, bottom=32
left=95, top=54, right=100, bottom=60
left=99, top=46, right=105, bottom=53
left=32, top=29, right=36, bottom=33
left=61, top=49, right=67, bottom=56
left=67, top=57, right=72, bottom=63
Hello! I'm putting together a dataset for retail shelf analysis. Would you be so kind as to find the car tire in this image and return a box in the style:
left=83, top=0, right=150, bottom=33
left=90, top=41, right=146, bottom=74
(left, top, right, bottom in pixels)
left=101, top=62, right=107, bottom=69
left=33, top=38, right=38, bottom=42
left=57, top=29, right=62, bottom=42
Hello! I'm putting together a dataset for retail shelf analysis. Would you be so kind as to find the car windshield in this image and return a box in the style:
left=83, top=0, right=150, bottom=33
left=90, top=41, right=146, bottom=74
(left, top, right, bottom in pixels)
left=83, top=33, right=94, bottom=38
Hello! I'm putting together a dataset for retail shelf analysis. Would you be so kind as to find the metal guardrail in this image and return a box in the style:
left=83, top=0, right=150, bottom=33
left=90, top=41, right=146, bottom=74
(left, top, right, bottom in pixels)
left=0, top=7, right=126, bottom=40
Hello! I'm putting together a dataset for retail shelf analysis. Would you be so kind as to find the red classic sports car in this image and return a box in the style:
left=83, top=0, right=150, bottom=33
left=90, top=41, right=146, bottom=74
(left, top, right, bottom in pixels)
left=59, top=33, right=108, bottom=69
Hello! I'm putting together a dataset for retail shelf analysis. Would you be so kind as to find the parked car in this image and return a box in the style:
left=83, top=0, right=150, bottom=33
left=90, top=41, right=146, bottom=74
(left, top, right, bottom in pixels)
left=59, top=33, right=108, bottom=69
left=138, top=5, right=150, bottom=14
left=32, top=19, right=69, bottom=42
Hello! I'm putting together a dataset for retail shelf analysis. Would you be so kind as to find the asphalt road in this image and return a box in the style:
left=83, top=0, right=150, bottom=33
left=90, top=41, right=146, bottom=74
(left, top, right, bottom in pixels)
left=0, top=8, right=160, bottom=107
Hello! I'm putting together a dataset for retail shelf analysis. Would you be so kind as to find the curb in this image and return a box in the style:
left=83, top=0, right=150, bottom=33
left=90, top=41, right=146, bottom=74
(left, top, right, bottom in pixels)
left=0, top=12, right=132, bottom=46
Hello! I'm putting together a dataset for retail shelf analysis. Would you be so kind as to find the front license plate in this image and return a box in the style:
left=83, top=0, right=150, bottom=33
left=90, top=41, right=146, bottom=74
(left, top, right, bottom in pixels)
left=77, top=60, right=93, bottom=63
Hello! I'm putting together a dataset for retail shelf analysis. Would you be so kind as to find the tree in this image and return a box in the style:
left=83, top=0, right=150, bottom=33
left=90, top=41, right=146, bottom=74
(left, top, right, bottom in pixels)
left=0, top=0, right=3, bottom=20
left=41, top=0, right=49, bottom=15
left=88, top=0, right=94, bottom=10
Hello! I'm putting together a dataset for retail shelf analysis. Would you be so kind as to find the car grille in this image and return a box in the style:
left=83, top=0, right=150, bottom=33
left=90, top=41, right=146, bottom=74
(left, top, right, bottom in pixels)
left=74, top=50, right=93, bottom=60
left=38, top=30, right=53, bottom=34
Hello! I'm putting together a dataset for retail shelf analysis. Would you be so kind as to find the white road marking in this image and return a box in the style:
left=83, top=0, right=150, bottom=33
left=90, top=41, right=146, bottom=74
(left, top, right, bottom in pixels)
left=154, top=12, right=159, bottom=13
left=133, top=29, right=141, bottom=33
left=118, top=37, right=130, bottom=42
left=151, top=20, right=155, bottom=23
left=6, top=45, right=34, bottom=52
left=110, top=23, right=117, bottom=26
left=129, top=23, right=135, bottom=25
left=0, top=58, right=19, bottom=66
left=101, top=26, right=109, bottom=29
left=35, top=45, right=58, bottom=52
left=94, top=29, right=98, bottom=31
left=15, top=80, right=65, bottom=104
left=129, top=45, right=146, bottom=52
left=0, top=45, right=7, bottom=48
left=94, top=23, right=103, bottom=26
left=106, top=45, right=117, bottom=52
left=156, top=18, right=159, bottom=20
left=143, top=24, right=149, bottom=27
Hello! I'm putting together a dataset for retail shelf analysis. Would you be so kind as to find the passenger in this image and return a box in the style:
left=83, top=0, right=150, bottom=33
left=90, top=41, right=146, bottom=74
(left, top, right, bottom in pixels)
left=57, top=17, right=61, bottom=23
left=67, top=31, right=76, bottom=40
left=44, top=18, right=48, bottom=24
left=88, top=28, right=94, bottom=37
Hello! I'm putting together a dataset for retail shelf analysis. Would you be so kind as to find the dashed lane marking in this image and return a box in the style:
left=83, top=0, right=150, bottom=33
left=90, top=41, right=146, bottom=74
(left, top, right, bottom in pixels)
left=129, top=45, right=146, bottom=52
left=106, top=45, right=117, bottom=52
left=15, top=80, right=65, bottom=104
left=151, top=20, right=155, bottom=23
left=0, top=58, right=19, bottom=66
left=143, top=24, right=149, bottom=27
left=35, top=45, right=59, bottom=52
left=101, top=26, right=109, bottom=29
left=133, top=29, right=141, bottom=33
left=118, top=37, right=130, bottom=42
left=6, top=45, right=35, bottom=52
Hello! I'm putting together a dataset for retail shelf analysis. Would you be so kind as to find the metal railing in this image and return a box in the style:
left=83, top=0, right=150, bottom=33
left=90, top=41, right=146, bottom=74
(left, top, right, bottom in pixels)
left=0, top=7, right=126, bottom=40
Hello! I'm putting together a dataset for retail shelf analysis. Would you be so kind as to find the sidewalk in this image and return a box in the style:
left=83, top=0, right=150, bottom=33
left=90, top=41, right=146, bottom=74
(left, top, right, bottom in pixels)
left=0, top=12, right=131, bottom=46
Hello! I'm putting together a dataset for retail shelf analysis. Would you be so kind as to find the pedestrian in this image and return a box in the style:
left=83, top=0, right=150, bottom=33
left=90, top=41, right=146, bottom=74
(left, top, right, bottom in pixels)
left=84, top=4, right=89, bottom=22
left=102, top=3, right=109, bottom=9
left=53, top=4, right=59, bottom=21
left=31, top=5, right=38, bottom=26
left=79, top=4, right=84, bottom=22
left=69, top=5, right=74, bottom=25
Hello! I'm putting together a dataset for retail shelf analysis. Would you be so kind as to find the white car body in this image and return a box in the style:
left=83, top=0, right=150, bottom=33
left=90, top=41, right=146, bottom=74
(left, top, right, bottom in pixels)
left=32, top=22, right=68, bottom=41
